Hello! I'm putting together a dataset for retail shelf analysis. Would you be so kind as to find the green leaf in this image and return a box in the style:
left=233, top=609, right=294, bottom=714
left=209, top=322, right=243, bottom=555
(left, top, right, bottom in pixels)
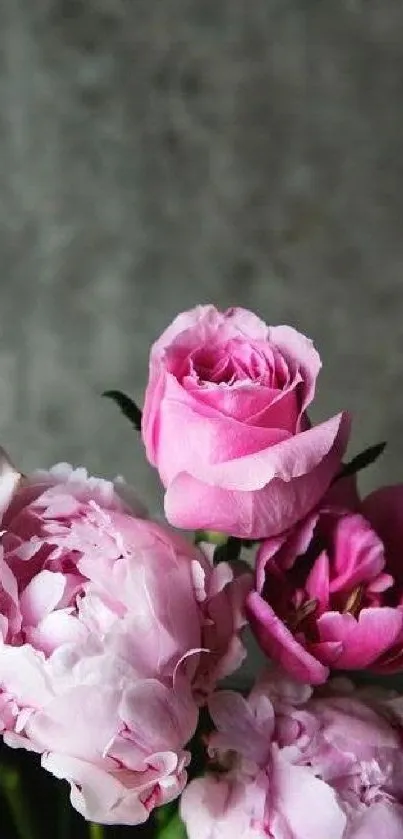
left=155, top=812, right=187, bottom=839
left=88, top=824, right=104, bottom=839
left=0, top=765, right=37, bottom=839
left=335, top=441, right=387, bottom=482
left=102, top=390, right=142, bottom=432
left=154, top=802, right=178, bottom=830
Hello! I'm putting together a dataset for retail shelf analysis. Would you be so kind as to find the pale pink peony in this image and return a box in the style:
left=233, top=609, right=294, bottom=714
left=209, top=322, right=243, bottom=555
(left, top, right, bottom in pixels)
left=0, top=458, right=250, bottom=825
left=142, top=305, right=350, bottom=539
left=180, top=670, right=403, bottom=839
left=246, top=484, right=403, bottom=684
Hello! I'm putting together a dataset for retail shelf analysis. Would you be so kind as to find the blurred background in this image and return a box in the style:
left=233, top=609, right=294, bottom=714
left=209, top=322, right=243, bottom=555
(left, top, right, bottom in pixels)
left=0, top=0, right=402, bottom=512
left=0, top=2, right=403, bottom=836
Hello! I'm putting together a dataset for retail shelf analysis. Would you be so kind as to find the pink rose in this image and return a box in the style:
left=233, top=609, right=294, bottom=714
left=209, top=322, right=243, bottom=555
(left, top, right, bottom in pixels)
left=246, top=484, right=403, bottom=684
left=142, top=305, right=350, bottom=539
left=180, top=670, right=403, bottom=839
left=0, top=458, right=249, bottom=824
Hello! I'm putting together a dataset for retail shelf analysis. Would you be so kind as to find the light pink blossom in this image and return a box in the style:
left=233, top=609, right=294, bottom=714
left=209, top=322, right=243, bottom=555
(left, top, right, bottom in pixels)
left=142, top=305, right=350, bottom=539
left=181, top=670, right=403, bottom=839
left=0, top=458, right=250, bottom=824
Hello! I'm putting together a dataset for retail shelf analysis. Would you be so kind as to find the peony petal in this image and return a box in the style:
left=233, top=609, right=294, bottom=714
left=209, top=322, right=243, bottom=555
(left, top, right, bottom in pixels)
left=208, top=690, right=274, bottom=765
left=0, top=554, right=21, bottom=637
left=0, top=448, right=21, bottom=519
left=256, top=511, right=319, bottom=584
left=305, top=550, right=330, bottom=610
left=42, top=752, right=148, bottom=825
left=347, top=802, right=403, bottom=839
left=307, top=640, right=343, bottom=665
left=328, top=513, right=385, bottom=595
left=317, top=607, right=403, bottom=669
left=120, top=680, right=198, bottom=755
left=246, top=592, right=329, bottom=684
left=181, top=773, right=266, bottom=839
left=26, top=609, right=87, bottom=655
left=26, top=685, right=120, bottom=760
left=0, top=645, right=53, bottom=708
left=362, top=485, right=403, bottom=585
left=271, top=746, right=346, bottom=839
left=20, top=570, right=66, bottom=625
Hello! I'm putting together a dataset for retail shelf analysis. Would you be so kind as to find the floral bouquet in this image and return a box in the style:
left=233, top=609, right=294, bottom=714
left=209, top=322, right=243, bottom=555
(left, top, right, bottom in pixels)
left=1, top=305, right=403, bottom=839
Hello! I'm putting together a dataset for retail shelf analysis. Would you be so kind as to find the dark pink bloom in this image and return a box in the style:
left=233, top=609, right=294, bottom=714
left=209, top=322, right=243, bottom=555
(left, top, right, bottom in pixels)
left=246, top=485, right=403, bottom=684
left=142, top=305, right=350, bottom=539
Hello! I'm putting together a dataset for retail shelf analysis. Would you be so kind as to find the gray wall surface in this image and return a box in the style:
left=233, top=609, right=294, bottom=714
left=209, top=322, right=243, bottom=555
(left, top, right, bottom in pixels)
left=0, top=0, right=403, bottom=515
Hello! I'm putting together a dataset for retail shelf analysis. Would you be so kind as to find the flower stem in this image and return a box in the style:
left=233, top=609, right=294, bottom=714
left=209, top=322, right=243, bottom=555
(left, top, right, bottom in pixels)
left=57, top=785, right=71, bottom=839
left=156, top=812, right=187, bottom=839
left=89, top=823, right=104, bottom=839
left=0, top=765, right=35, bottom=839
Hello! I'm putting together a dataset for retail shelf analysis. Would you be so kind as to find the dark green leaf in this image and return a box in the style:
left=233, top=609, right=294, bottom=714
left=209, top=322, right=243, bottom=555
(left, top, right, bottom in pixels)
left=335, top=441, right=386, bottom=482
left=102, top=390, right=142, bottom=432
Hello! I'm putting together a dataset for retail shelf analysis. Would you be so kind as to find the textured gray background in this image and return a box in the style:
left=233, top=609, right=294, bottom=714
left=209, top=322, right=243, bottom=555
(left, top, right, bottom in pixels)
left=0, top=0, right=403, bottom=514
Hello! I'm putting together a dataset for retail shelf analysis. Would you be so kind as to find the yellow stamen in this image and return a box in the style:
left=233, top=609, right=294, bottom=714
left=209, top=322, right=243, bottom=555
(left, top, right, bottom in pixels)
left=343, top=586, right=363, bottom=616
left=287, top=599, right=317, bottom=630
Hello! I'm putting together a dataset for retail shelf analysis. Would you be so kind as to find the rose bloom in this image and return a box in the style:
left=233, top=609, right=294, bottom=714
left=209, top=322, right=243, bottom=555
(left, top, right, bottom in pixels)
left=0, top=457, right=249, bottom=825
left=246, top=483, right=403, bottom=684
left=142, top=305, right=350, bottom=539
left=180, top=670, right=403, bottom=839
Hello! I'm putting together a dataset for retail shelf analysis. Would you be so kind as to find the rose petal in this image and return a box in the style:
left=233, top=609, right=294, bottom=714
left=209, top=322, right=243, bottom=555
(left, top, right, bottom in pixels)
left=165, top=414, right=349, bottom=538
left=270, top=325, right=322, bottom=418
left=151, top=306, right=269, bottom=361
left=166, top=410, right=349, bottom=492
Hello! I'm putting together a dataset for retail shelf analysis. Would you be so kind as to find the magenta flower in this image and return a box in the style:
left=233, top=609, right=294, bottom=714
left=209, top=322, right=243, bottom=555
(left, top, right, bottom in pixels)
left=246, top=485, right=403, bottom=684
left=180, top=670, right=403, bottom=839
left=0, top=458, right=250, bottom=824
left=142, top=305, right=350, bottom=539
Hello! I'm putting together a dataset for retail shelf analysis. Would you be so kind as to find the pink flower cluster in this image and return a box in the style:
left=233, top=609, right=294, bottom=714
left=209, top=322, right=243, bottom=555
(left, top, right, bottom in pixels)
left=181, top=670, right=403, bottom=839
left=1, top=303, right=403, bottom=836
left=142, top=306, right=403, bottom=686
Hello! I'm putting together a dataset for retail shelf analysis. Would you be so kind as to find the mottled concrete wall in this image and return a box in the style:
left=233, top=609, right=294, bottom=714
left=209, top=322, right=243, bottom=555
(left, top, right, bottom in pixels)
left=0, top=0, right=402, bottom=515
